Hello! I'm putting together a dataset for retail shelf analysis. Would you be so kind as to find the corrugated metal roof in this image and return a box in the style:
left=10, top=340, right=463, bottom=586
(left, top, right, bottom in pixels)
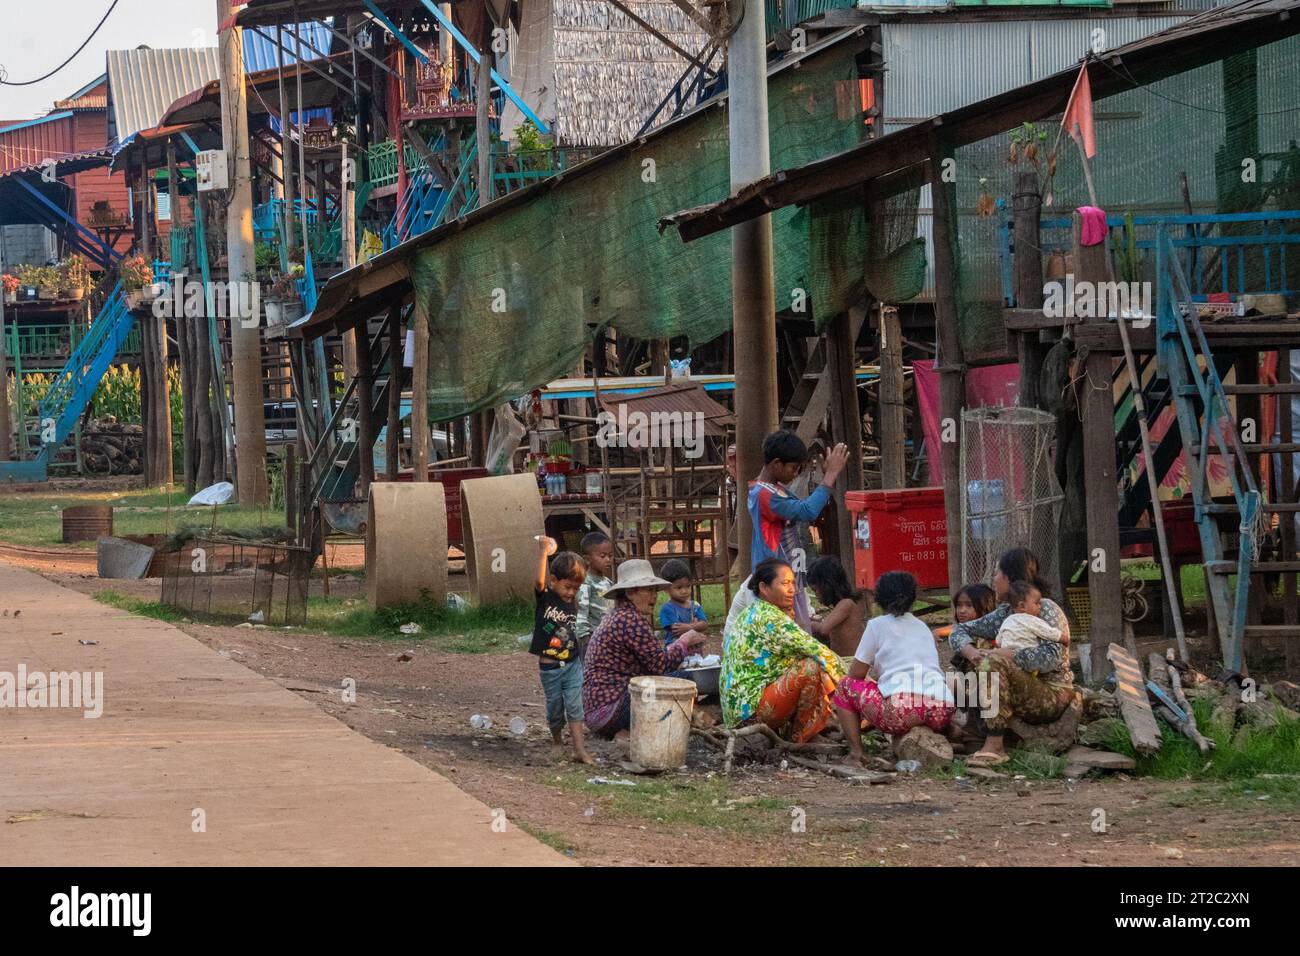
left=598, top=383, right=736, bottom=439
left=0, top=112, right=75, bottom=176
left=105, top=47, right=222, bottom=145
left=241, top=20, right=334, bottom=73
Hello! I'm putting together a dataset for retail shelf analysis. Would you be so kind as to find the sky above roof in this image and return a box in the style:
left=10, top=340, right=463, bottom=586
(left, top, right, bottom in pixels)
left=0, top=0, right=218, bottom=120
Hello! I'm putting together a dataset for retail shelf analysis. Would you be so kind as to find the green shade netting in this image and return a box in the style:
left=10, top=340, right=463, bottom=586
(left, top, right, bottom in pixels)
left=408, top=46, right=875, bottom=421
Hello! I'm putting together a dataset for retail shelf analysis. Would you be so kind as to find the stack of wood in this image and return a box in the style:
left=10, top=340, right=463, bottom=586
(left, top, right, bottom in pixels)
left=1105, top=643, right=1300, bottom=756
left=81, top=421, right=143, bottom=475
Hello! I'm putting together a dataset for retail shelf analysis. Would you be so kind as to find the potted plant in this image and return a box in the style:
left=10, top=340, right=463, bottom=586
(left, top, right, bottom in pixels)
left=59, top=254, right=91, bottom=300
left=29, top=265, right=60, bottom=299
left=264, top=270, right=303, bottom=326
left=2, top=274, right=17, bottom=304
left=121, top=256, right=154, bottom=310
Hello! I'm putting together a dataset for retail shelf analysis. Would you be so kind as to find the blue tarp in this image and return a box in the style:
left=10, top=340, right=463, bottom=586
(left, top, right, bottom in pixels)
left=242, top=20, right=334, bottom=74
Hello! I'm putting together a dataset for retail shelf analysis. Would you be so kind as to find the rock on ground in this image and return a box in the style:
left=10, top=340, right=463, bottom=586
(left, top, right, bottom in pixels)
left=1008, top=693, right=1082, bottom=754
left=894, top=726, right=953, bottom=768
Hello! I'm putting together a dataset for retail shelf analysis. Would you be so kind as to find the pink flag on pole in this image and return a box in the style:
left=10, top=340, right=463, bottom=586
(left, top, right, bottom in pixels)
left=1061, top=61, right=1097, bottom=159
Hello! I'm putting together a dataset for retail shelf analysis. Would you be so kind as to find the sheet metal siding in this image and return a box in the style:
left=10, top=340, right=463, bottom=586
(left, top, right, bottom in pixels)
left=0, top=113, right=75, bottom=175
left=881, top=16, right=1186, bottom=125
left=106, top=47, right=222, bottom=144
left=242, top=21, right=334, bottom=74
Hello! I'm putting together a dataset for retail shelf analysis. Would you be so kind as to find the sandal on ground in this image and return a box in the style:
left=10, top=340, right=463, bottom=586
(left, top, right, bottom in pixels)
left=967, top=750, right=1010, bottom=768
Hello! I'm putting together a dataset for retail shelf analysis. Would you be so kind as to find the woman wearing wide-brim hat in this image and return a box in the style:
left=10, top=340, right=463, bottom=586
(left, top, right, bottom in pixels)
left=581, top=559, right=707, bottom=739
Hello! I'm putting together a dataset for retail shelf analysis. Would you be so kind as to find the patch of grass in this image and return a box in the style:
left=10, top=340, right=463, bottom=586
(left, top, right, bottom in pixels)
left=1108, top=697, right=1300, bottom=780
left=93, top=588, right=186, bottom=623
left=0, top=487, right=272, bottom=549
left=551, top=769, right=797, bottom=835
left=1123, top=559, right=1207, bottom=606
left=516, top=822, right=577, bottom=856
left=1007, top=750, right=1067, bottom=779
left=1166, top=775, right=1300, bottom=811
left=304, top=595, right=531, bottom=653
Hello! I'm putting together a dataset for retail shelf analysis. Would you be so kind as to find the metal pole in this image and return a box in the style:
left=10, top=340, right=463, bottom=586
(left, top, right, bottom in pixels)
left=727, top=1, right=778, bottom=579
left=276, top=23, right=294, bottom=261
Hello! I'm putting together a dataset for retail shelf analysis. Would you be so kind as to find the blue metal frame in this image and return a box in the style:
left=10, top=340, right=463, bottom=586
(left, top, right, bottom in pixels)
left=1000, top=210, right=1300, bottom=306
left=1, top=283, right=135, bottom=482
left=1154, top=222, right=1264, bottom=671
left=13, top=176, right=121, bottom=268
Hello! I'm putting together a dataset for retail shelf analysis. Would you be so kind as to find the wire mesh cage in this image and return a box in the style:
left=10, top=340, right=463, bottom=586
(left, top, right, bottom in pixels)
left=960, top=406, right=1065, bottom=592
left=160, top=537, right=313, bottom=626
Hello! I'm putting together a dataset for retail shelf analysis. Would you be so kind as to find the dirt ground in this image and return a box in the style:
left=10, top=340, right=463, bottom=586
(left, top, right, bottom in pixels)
left=7, top=550, right=1297, bottom=868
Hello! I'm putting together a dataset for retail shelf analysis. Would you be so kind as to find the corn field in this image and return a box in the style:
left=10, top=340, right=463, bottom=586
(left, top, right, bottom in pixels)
left=4, top=364, right=181, bottom=427
left=6, top=365, right=186, bottom=473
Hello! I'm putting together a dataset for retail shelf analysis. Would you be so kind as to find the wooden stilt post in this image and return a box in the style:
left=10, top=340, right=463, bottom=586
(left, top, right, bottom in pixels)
left=356, top=315, right=375, bottom=495
left=877, top=303, right=906, bottom=489
left=826, top=306, right=865, bottom=572
left=926, top=131, right=966, bottom=594
left=411, top=298, right=429, bottom=481
left=387, top=303, right=403, bottom=480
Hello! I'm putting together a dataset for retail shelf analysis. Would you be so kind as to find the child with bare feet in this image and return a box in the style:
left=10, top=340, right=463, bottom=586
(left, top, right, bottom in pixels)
left=531, top=536, right=594, bottom=764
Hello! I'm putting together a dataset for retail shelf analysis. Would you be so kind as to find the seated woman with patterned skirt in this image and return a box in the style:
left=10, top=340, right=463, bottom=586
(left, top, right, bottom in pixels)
left=720, top=559, right=845, bottom=743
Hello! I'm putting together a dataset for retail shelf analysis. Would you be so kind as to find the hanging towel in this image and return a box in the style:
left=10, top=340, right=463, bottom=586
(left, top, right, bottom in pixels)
left=1078, top=205, right=1107, bottom=247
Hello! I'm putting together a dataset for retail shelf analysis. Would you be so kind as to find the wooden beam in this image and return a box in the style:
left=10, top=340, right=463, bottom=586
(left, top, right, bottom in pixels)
left=355, top=315, right=375, bottom=494
left=1107, top=643, right=1162, bottom=753
left=926, top=129, right=965, bottom=594
left=877, top=304, right=906, bottom=488
left=387, top=303, right=403, bottom=480
left=410, top=296, right=430, bottom=481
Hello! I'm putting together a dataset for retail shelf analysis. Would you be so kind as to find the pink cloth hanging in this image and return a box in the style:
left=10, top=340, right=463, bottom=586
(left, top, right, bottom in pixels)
left=1078, top=205, right=1108, bottom=246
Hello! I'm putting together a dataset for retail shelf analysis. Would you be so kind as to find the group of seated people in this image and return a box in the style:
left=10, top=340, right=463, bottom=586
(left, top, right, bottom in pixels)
left=534, top=429, right=1074, bottom=769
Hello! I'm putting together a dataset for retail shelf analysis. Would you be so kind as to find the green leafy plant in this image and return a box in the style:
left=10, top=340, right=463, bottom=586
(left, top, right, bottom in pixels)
left=512, top=120, right=554, bottom=173
left=254, top=242, right=278, bottom=275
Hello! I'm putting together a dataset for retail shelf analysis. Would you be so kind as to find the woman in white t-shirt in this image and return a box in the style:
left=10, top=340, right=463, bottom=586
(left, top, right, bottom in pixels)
left=831, top=571, right=954, bottom=767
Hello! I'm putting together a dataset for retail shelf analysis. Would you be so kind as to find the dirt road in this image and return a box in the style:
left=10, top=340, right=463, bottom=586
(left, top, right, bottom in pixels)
left=10, top=560, right=1300, bottom=866
left=0, top=559, right=565, bottom=866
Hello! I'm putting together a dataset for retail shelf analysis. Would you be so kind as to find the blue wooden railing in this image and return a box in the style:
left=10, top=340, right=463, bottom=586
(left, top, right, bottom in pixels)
left=1000, top=210, right=1300, bottom=306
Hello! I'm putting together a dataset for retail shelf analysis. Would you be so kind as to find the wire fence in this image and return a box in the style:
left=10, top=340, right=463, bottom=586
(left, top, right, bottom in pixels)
left=160, top=537, right=312, bottom=626
left=960, top=406, right=1064, bottom=592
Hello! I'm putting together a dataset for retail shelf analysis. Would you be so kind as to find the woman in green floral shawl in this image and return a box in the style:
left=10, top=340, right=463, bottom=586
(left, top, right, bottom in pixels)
left=721, top=559, right=845, bottom=742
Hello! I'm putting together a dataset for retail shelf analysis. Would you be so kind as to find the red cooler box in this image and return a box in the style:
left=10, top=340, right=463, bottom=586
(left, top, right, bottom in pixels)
left=845, top=487, right=949, bottom=591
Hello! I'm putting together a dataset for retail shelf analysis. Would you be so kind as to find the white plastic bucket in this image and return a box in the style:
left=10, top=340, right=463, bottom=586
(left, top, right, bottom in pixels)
left=628, top=675, right=697, bottom=770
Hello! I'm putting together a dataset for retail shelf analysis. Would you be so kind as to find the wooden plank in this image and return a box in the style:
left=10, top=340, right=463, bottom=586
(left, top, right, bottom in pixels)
left=1064, top=744, right=1136, bottom=773
left=1107, top=643, right=1163, bottom=753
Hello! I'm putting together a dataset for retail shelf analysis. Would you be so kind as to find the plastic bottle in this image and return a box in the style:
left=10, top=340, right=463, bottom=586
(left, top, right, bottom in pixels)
left=895, top=759, right=922, bottom=773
